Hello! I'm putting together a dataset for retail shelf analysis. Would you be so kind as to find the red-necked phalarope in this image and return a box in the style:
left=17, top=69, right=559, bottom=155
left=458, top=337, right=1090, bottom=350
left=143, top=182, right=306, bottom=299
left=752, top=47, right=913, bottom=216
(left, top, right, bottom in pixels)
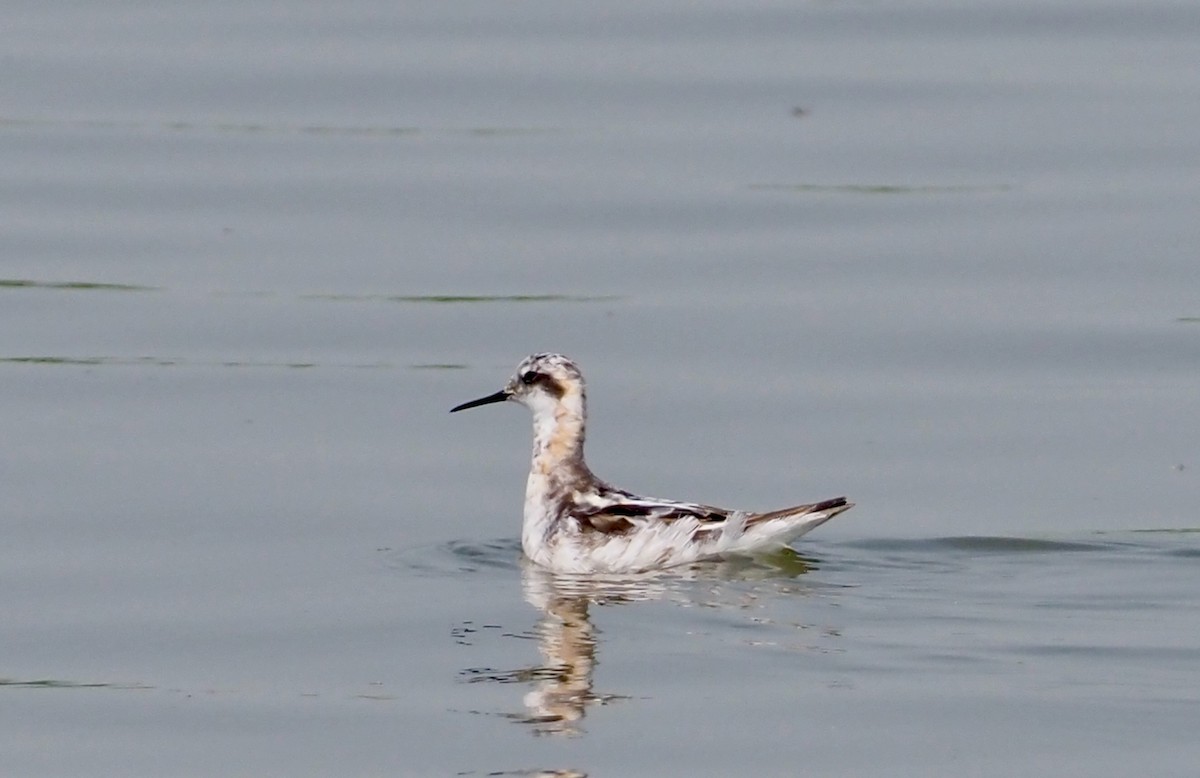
left=451, top=353, right=853, bottom=573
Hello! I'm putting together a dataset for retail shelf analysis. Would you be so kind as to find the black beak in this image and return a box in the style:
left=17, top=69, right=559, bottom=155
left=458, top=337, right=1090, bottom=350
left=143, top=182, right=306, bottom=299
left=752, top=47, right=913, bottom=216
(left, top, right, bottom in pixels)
left=450, top=389, right=510, bottom=413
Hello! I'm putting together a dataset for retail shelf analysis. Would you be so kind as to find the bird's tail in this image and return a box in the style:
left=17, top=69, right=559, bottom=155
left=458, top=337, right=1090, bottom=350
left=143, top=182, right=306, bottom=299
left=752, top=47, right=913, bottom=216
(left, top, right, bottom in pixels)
left=703, top=496, right=853, bottom=557
left=748, top=496, right=853, bottom=527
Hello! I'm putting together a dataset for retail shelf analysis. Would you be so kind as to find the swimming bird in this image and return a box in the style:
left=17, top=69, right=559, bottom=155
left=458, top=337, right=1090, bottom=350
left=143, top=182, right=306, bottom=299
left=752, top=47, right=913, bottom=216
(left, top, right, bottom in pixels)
left=450, top=353, right=852, bottom=573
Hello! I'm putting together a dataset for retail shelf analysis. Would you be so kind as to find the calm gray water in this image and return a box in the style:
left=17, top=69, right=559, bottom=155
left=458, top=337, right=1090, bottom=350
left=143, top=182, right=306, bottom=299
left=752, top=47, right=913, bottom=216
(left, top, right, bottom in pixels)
left=3, top=1, right=1198, bottom=775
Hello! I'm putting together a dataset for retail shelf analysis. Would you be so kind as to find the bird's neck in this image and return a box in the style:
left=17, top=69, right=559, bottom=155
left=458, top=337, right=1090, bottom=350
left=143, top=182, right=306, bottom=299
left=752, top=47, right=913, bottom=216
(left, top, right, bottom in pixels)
left=522, top=393, right=592, bottom=557
left=529, top=395, right=588, bottom=481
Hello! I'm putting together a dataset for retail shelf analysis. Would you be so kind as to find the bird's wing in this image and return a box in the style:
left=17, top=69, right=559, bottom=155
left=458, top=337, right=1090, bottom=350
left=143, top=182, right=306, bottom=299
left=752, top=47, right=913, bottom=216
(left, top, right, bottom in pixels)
left=572, top=496, right=732, bottom=536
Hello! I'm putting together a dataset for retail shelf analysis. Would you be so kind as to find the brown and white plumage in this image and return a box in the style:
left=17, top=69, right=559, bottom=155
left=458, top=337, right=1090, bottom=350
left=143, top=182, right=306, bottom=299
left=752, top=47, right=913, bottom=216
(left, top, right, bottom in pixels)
left=451, top=353, right=852, bottom=573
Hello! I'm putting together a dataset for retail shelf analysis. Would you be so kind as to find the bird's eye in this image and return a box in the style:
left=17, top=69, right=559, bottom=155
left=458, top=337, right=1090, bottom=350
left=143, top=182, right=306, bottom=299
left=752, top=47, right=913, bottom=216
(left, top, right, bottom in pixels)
left=520, top=371, right=537, bottom=385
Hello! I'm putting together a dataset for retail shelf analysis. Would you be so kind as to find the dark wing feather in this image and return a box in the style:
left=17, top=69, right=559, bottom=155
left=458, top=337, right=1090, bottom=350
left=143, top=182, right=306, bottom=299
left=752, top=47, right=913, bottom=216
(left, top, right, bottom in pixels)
left=572, top=489, right=852, bottom=540
left=745, top=496, right=850, bottom=526
left=573, top=498, right=732, bottom=536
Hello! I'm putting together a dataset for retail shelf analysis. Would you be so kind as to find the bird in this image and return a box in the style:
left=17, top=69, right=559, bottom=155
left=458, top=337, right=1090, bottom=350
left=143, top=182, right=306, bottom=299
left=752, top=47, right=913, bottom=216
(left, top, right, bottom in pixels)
left=450, top=353, right=852, bottom=573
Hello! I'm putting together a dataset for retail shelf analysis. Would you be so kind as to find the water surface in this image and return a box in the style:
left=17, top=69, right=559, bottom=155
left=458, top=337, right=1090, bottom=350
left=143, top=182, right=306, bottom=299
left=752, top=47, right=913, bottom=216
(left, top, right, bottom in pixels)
left=2, top=0, right=1198, bottom=775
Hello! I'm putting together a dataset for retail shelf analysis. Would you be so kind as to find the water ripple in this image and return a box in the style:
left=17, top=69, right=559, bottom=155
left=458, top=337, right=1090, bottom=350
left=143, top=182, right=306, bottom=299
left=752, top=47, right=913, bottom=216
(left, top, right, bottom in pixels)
left=382, top=538, right=525, bottom=577
left=0, top=677, right=152, bottom=690
left=842, top=536, right=1108, bottom=554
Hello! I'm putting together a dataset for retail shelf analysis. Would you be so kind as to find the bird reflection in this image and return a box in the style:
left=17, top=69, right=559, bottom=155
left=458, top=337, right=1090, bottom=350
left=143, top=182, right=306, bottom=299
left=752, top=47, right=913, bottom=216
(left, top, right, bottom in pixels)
left=515, top=562, right=664, bottom=735
left=520, top=578, right=596, bottom=733
left=497, top=549, right=816, bottom=735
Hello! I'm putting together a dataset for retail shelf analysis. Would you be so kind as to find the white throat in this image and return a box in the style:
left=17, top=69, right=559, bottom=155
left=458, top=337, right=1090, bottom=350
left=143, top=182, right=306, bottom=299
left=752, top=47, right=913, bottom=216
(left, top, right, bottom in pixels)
left=521, top=386, right=591, bottom=557
left=528, top=389, right=587, bottom=477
